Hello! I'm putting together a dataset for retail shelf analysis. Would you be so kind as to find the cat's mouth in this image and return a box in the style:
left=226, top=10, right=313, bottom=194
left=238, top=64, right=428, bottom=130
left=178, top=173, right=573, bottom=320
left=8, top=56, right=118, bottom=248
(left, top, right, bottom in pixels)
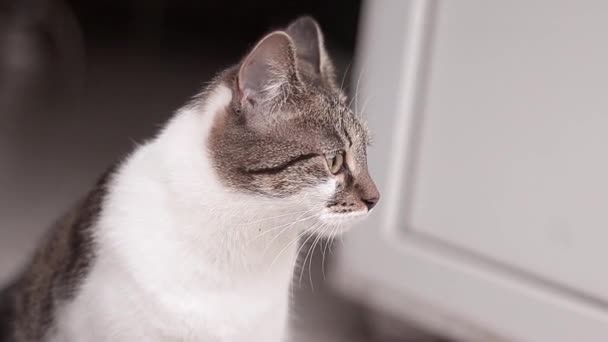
left=319, top=209, right=368, bottom=227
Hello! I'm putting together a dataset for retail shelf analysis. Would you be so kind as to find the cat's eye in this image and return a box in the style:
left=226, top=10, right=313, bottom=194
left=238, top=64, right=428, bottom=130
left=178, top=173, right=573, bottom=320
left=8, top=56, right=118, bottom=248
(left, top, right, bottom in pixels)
left=325, top=151, right=344, bottom=174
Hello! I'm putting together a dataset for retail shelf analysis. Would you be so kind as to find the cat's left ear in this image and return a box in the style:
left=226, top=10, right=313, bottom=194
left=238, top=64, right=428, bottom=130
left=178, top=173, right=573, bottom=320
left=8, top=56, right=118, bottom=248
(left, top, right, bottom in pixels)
left=237, top=31, right=299, bottom=113
left=286, top=16, right=336, bottom=85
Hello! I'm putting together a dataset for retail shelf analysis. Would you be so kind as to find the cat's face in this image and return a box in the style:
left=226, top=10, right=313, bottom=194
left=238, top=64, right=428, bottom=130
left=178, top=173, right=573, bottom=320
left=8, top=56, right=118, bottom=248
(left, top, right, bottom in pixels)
left=209, top=17, right=379, bottom=232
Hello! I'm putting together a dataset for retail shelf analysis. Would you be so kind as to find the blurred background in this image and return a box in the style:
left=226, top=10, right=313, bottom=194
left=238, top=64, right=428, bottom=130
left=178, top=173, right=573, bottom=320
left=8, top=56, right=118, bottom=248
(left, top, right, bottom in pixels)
left=2, top=0, right=608, bottom=341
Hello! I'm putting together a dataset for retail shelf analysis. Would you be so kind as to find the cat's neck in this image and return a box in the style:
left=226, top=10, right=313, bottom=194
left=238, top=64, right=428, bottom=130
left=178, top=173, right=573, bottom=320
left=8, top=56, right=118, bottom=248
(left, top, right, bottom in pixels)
left=96, top=84, right=308, bottom=295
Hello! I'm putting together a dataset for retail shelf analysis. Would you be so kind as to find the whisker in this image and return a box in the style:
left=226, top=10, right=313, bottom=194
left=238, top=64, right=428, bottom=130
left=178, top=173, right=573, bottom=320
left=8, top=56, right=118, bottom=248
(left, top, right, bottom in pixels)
left=294, top=230, right=318, bottom=287
left=307, top=225, right=328, bottom=290
left=299, top=226, right=322, bottom=287
left=297, top=239, right=311, bottom=287
left=250, top=211, right=317, bottom=244
left=355, top=69, right=364, bottom=114
left=329, top=225, right=339, bottom=255
left=360, top=95, right=372, bottom=118
left=260, top=212, right=318, bottom=255
left=270, top=221, right=320, bottom=269
left=348, top=67, right=367, bottom=118
left=237, top=208, right=314, bottom=226
left=321, top=226, right=333, bottom=280
left=340, top=62, right=352, bottom=94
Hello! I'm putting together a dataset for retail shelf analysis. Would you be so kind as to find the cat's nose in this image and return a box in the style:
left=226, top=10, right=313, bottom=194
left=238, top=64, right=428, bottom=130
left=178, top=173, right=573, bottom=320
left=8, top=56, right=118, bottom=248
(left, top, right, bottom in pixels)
left=362, top=193, right=379, bottom=211
left=356, top=177, right=380, bottom=211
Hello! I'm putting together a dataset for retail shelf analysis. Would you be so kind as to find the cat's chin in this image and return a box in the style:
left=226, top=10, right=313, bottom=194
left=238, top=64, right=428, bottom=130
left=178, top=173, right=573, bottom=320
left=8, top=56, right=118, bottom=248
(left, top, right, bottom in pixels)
left=315, top=210, right=368, bottom=235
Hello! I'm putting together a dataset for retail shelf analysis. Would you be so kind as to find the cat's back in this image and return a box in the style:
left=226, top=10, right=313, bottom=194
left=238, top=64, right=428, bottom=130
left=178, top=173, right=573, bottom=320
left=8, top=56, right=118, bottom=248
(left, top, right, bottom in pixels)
left=0, top=283, right=16, bottom=342
left=0, top=169, right=113, bottom=342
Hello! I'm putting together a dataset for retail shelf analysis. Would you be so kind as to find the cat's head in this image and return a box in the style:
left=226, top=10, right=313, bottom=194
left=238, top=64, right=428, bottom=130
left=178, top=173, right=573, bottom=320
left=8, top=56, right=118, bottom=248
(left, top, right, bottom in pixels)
left=209, top=17, right=379, bottom=232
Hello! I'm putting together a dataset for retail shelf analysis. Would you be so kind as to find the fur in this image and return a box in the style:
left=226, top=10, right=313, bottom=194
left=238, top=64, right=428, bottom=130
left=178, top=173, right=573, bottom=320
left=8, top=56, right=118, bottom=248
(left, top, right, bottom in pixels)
left=0, top=17, right=379, bottom=342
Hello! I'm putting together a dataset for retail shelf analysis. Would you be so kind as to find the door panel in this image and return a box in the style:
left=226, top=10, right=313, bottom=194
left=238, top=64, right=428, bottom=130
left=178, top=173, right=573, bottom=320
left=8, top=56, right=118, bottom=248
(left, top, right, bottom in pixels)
left=333, top=1, right=608, bottom=341
left=410, top=0, right=608, bottom=303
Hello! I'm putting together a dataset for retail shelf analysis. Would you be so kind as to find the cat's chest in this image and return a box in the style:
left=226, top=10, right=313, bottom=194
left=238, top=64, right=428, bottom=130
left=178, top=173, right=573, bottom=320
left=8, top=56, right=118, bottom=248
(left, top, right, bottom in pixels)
left=143, top=284, right=290, bottom=341
left=57, top=258, right=292, bottom=342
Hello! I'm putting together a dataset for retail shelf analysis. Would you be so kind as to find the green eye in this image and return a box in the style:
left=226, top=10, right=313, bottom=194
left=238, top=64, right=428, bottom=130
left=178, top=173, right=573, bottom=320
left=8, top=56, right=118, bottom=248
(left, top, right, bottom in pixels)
left=326, top=151, right=344, bottom=174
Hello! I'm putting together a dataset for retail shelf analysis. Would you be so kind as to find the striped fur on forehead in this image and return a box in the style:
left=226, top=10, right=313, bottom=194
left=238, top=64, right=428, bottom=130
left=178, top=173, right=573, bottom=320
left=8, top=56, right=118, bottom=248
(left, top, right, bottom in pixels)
left=281, top=85, right=370, bottom=149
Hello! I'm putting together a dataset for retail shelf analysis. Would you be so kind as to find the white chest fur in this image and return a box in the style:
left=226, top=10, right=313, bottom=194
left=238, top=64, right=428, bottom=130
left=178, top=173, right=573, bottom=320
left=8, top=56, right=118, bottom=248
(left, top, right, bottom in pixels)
left=52, top=86, right=322, bottom=342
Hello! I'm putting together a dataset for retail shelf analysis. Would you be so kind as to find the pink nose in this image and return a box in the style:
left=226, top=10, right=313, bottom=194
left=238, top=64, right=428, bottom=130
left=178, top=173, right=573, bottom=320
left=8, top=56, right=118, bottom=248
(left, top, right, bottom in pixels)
left=362, top=195, right=379, bottom=210
left=356, top=177, right=380, bottom=211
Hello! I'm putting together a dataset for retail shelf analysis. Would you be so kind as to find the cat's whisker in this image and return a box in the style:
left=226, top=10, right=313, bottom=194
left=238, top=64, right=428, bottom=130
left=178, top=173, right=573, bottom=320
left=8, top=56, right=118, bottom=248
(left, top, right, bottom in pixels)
left=321, top=225, right=333, bottom=280
left=299, top=226, right=322, bottom=287
left=236, top=208, right=313, bottom=226
left=339, top=62, right=352, bottom=94
left=307, top=224, right=328, bottom=290
left=328, top=225, right=339, bottom=256
left=360, top=95, right=372, bottom=118
left=249, top=212, right=317, bottom=244
left=293, top=229, right=319, bottom=287
left=349, top=67, right=366, bottom=115
left=270, top=221, right=320, bottom=269
left=356, top=68, right=367, bottom=114
left=259, top=212, right=318, bottom=254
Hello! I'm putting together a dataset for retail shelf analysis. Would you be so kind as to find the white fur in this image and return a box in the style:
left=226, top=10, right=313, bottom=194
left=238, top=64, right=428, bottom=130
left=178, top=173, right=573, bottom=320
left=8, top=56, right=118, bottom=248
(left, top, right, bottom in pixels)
left=50, top=85, right=340, bottom=342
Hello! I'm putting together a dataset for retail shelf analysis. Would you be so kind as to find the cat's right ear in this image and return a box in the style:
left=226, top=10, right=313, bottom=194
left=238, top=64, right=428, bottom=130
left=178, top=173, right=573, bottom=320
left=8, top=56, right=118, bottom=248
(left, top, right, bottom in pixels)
left=237, top=31, right=299, bottom=112
left=286, top=16, right=337, bottom=87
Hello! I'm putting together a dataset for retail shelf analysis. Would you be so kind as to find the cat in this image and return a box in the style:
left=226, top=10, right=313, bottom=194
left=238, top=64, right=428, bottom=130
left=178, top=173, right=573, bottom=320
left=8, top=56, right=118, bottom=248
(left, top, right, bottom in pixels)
left=0, top=16, right=379, bottom=342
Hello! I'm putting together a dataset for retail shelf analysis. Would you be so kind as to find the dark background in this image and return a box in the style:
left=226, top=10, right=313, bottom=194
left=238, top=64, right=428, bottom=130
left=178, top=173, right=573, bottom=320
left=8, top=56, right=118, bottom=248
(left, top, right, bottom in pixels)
left=1, top=0, right=363, bottom=161
left=67, top=0, right=361, bottom=49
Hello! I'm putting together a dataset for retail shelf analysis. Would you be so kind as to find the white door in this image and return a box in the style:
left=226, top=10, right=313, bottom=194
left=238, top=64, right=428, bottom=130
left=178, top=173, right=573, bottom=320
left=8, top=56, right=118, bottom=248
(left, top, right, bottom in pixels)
left=333, top=1, right=608, bottom=341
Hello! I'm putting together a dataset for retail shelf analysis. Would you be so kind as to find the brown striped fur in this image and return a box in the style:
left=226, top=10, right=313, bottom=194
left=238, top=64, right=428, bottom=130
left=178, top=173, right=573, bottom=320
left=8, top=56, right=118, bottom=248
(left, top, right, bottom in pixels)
left=0, top=169, right=113, bottom=342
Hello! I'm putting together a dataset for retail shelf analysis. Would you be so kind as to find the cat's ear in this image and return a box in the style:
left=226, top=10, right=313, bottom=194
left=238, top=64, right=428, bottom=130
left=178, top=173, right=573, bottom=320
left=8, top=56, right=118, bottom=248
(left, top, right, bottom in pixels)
left=237, top=31, right=299, bottom=111
left=286, top=16, right=336, bottom=84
